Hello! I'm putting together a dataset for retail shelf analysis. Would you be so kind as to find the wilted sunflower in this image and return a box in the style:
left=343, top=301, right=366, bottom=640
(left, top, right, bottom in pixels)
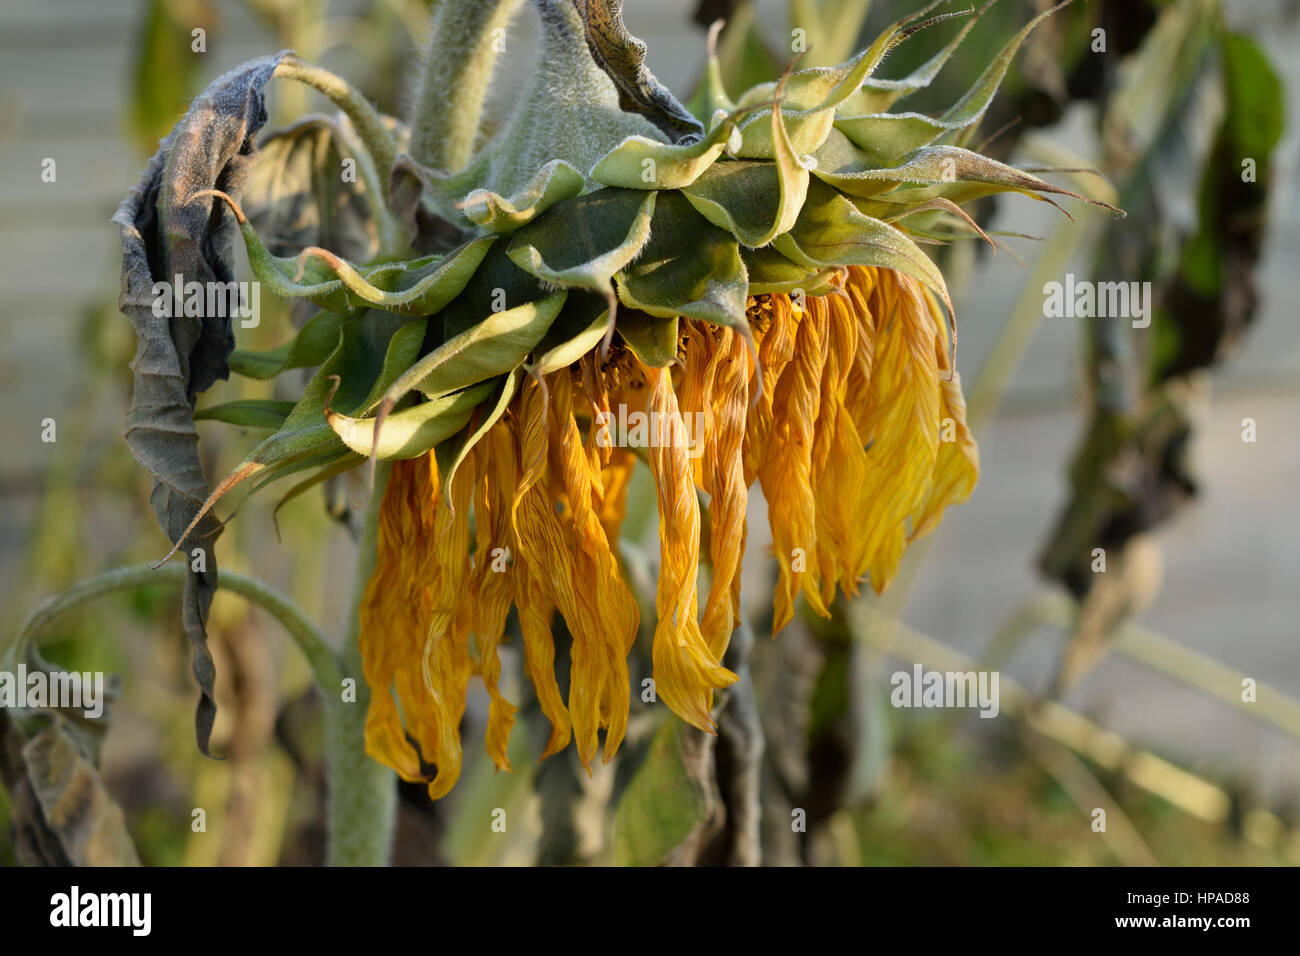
left=141, top=0, right=1113, bottom=797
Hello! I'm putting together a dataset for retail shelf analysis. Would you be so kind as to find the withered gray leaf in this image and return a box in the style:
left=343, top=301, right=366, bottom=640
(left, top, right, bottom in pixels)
left=113, top=51, right=289, bottom=757
left=23, top=720, right=141, bottom=866
left=568, top=0, right=704, bottom=143
left=0, top=710, right=140, bottom=867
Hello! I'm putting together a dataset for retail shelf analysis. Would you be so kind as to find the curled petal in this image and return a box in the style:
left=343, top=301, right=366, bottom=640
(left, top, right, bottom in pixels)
left=648, top=367, right=737, bottom=732
left=473, top=424, right=520, bottom=771
left=852, top=270, right=942, bottom=592
left=699, top=325, right=749, bottom=657
left=758, top=303, right=830, bottom=634
left=550, top=372, right=640, bottom=762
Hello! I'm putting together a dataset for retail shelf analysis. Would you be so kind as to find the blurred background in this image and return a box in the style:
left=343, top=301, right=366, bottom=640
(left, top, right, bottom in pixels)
left=1, top=0, right=1297, bottom=865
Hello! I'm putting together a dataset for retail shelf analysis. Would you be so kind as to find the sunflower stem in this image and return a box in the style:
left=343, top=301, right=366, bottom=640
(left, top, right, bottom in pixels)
left=5, top=564, right=338, bottom=691
left=325, top=462, right=396, bottom=866
left=274, top=54, right=398, bottom=196
left=408, top=0, right=523, bottom=172
left=3, top=562, right=403, bottom=864
left=717, top=618, right=764, bottom=865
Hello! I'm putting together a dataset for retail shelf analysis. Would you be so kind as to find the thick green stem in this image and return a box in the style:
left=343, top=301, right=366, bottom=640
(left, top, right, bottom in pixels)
left=325, top=463, right=396, bottom=866
left=408, top=0, right=522, bottom=172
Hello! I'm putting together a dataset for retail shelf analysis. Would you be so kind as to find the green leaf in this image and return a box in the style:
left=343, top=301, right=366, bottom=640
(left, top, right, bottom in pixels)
left=221, top=196, right=495, bottom=315
left=380, top=291, right=568, bottom=411
left=159, top=311, right=427, bottom=561
left=618, top=310, right=679, bottom=368
left=228, top=309, right=346, bottom=379
left=250, top=313, right=425, bottom=463
left=462, top=160, right=587, bottom=232
left=684, top=162, right=795, bottom=247
left=508, top=188, right=656, bottom=294
left=194, top=399, right=297, bottom=430
left=832, top=113, right=958, bottom=167
left=731, top=2, right=969, bottom=158
left=529, top=292, right=610, bottom=377
left=589, top=106, right=751, bottom=190
left=681, top=93, right=809, bottom=247
left=362, top=318, right=431, bottom=408
left=433, top=370, right=522, bottom=499
left=834, top=1, right=1071, bottom=164
left=841, top=1, right=985, bottom=115
left=615, top=191, right=749, bottom=332
left=329, top=382, right=497, bottom=459
left=812, top=134, right=1119, bottom=217
left=742, top=245, right=831, bottom=295
left=773, top=179, right=953, bottom=319
left=440, top=242, right=549, bottom=338
left=613, top=715, right=708, bottom=867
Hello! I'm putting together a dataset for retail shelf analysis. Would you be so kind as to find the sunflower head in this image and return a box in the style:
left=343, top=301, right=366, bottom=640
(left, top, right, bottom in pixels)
left=152, top=0, right=1117, bottom=796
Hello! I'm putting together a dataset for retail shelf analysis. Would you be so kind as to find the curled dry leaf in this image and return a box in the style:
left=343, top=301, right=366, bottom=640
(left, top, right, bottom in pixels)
left=113, top=51, right=289, bottom=756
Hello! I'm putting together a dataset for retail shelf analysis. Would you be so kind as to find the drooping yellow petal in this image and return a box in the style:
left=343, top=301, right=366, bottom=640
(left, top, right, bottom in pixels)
left=421, top=451, right=477, bottom=800
left=511, top=377, right=609, bottom=766
left=473, top=423, right=520, bottom=771
left=758, top=301, right=830, bottom=634
left=853, top=269, right=942, bottom=592
left=698, top=324, right=749, bottom=658
left=502, top=389, right=572, bottom=760
left=580, top=352, right=614, bottom=472
left=678, top=321, right=714, bottom=491
left=911, top=292, right=979, bottom=540
left=360, top=458, right=428, bottom=783
left=744, top=293, right=797, bottom=485
left=550, top=371, right=639, bottom=762
left=647, top=365, right=737, bottom=732
left=810, top=290, right=867, bottom=604
left=843, top=267, right=878, bottom=436
left=596, top=447, right=636, bottom=549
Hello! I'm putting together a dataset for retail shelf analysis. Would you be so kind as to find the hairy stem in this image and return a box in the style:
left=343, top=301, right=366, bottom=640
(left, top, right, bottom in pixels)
left=273, top=54, right=398, bottom=199
left=8, top=563, right=339, bottom=691
left=273, top=54, right=408, bottom=255
left=408, top=0, right=523, bottom=172
left=325, top=462, right=396, bottom=866
left=6, top=538, right=400, bottom=866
